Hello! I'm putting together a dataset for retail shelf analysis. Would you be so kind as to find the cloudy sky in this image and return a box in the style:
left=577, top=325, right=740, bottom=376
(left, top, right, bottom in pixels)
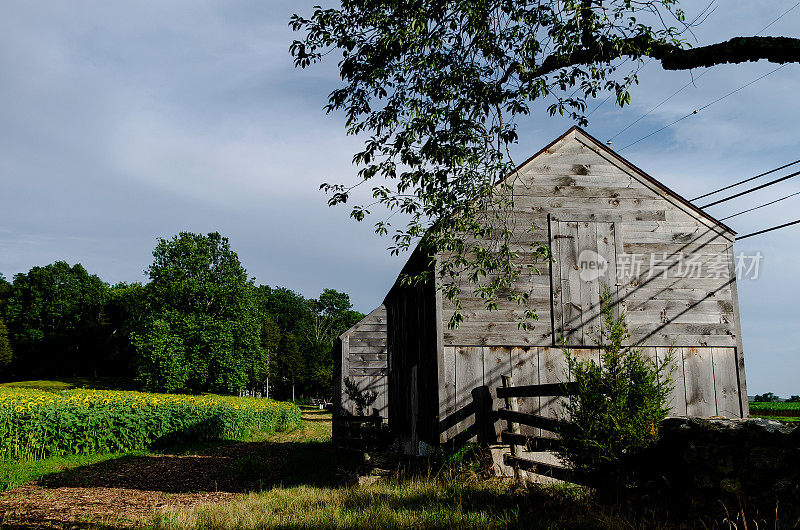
left=0, top=1, right=797, bottom=395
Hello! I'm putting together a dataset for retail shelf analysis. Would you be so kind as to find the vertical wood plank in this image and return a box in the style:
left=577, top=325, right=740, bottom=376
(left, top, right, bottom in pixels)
left=683, top=347, right=716, bottom=417
left=410, top=365, right=418, bottom=450
left=712, top=347, right=742, bottom=418
left=613, top=222, right=627, bottom=320
left=435, top=269, right=448, bottom=440
left=726, top=243, right=748, bottom=417
left=440, top=346, right=457, bottom=441
left=455, top=346, right=483, bottom=440
left=484, top=346, right=512, bottom=440
left=577, top=221, right=600, bottom=345
left=550, top=218, right=563, bottom=346
left=363, top=375, right=375, bottom=415
left=376, top=376, right=388, bottom=417
left=657, top=346, right=686, bottom=416
left=563, top=221, right=583, bottom=345
left=597, top=221, right=618, bottom=324
left=341, top=336, right=352, bottom=414
left=538, top=347, right=569, bottom=438
left=511, top=347, right=540, bottom=437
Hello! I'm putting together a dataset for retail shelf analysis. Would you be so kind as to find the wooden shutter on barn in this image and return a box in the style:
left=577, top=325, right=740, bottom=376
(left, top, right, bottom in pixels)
left=550, top=218, right=619, bottom=346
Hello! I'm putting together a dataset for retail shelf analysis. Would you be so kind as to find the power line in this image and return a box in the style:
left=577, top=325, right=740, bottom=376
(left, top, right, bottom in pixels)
left=587, top=93, right=613, bottom=117
left=720, top=190, right=800, bottom=220
left=609, top=69, right=710, bottom=142
left=606, top=2, right=720, bottom=140
left=619, top=64, right=787, bottom=151
left=691, top=159, right=800, bottom=201
left=700, top=169, right=800, bottom=208
left=738, top=218, right=800, bottom=240
left=610, top=1, right=799, bottom=145
left=754, top=1, right=800, bottom=35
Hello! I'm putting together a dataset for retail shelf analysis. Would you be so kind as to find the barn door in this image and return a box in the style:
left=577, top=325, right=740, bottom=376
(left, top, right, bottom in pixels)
left=551, top=219, right=618, bottom=346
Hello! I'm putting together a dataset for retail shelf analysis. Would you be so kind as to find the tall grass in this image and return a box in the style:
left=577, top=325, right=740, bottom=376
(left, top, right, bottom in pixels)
left=0, top=388, right=301, bottom=461
left=154, top=480, right=583, bottom=529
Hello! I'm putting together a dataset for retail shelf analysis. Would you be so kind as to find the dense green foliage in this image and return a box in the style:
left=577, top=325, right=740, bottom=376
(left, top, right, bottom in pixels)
left=0, top=317, right=12, bottom=376
left=0, top=232, right=364, bottom=398
left=557, top=289, right=671, bottom=489
left=752, top=392, right=780, bottom=403
left=0, top=387, right=301, bottom=461
left=3, top=262, right=107, bottom=377
left=132, top=232, right=263, bottom=394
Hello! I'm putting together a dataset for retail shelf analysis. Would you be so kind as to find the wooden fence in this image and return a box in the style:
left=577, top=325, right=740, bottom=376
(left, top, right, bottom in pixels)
left=495, top=375, right=576, bottom=483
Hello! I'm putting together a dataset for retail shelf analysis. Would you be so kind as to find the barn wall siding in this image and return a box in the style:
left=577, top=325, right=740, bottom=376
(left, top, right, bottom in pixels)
left=336, top=306, right=389, bottom=418
left=439, top=345, right=742, bottom=444
left=440, top=131, right=740, bottom=354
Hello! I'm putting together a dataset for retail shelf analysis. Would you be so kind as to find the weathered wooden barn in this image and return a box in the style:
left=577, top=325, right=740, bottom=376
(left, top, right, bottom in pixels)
left=334, top=305, right=389, bottom=418
left=338, top=127, right=748, bottom=456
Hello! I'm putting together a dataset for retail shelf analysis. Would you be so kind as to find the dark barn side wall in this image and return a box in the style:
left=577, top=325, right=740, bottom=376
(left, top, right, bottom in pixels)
left=384, top=247, right=440, bottom=453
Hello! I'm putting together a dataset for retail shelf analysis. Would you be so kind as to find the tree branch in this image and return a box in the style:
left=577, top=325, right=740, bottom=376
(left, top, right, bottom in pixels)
left=519, top=36, right=800, bottom=82
left=655, top=36, right=800, bottom=70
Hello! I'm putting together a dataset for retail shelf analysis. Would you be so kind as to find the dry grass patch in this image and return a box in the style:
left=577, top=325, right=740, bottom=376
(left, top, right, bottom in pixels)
left=152, top=478, right=645, bottom=529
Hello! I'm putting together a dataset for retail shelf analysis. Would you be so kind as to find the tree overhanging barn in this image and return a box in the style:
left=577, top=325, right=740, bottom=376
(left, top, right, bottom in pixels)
left=336, top=127, right=747, bottom=455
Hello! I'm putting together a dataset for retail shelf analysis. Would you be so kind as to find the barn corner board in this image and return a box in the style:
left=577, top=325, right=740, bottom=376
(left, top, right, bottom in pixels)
left=334, top=127, right=748, bottom=455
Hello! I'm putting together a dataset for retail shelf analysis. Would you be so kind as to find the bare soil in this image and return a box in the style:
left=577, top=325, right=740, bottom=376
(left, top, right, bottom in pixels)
left=0, top=411, right=332, bottom=529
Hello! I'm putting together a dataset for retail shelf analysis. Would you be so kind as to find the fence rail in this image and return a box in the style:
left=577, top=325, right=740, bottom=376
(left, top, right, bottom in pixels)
left=497, top=375, right=575, bottom=483
left=494, top=408, right=563, bottom=432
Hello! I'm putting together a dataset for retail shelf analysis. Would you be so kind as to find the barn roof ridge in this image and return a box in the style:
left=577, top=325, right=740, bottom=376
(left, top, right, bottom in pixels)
left=509, top=126, right=735, bottom=235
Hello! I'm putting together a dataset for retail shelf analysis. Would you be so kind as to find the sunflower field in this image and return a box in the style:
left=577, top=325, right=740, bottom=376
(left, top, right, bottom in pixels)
left=0, top=388, right=301, bottom=461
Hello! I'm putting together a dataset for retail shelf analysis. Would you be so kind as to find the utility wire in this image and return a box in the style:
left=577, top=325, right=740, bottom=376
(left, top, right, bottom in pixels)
left=738, top=218, right=800, bottom=240
left=700, top=169, right=800, bottom=208
left=754, top=1, right=800, bottom=35
left=587, top=93, right=613, bottom=117
left=720, top=190, right=800, bottom=220
left=610, top=1, right=799, bottom=146
left=619, top=64, right=787, bottom=151
left=691, top=159, right=800, bottom=201
left=609, top=69, right=710, bottom=142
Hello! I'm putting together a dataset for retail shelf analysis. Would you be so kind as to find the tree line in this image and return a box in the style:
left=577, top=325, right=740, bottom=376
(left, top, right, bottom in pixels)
left=0, top=232, right=364, bottom=399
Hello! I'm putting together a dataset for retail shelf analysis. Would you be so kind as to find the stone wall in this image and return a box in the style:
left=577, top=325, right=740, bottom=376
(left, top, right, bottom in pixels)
left=641, top=417, right=799, bottom=521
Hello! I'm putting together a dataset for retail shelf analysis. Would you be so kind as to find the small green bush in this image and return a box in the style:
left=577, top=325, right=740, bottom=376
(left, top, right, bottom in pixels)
left=556, top=288, right=672, bottom=491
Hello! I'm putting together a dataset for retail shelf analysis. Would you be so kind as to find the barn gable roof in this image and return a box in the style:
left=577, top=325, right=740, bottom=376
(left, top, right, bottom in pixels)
left=505, top=126, right=735, bottom=235
left=339, top=304, right=386, bottom=340
left=383, top=126, right=736, bottom=299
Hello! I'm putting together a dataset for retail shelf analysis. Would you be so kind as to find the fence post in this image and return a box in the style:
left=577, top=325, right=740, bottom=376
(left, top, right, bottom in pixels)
left=471, top=386, right=494, bottom=445
left=501, top=375, right=521, bottom=481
